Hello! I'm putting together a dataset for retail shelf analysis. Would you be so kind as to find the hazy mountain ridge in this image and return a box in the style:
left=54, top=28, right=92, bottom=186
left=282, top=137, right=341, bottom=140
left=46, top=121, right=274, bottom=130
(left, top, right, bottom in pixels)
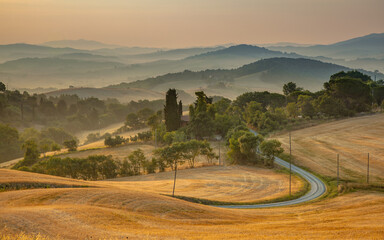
left=112, top=58, right=382, bottom=96
left=0, top=57, right=125, bottom=74
left=44, top=87, right=194, bottom=104
left=42, top=39, right=122, bottom=50
left=0, top=43, right=89, bottom=63
left=0, top=44, right=310, bottom=89
left=2, top=33, right=383, bottom=90
left=268, top=33, right=384, bottom=59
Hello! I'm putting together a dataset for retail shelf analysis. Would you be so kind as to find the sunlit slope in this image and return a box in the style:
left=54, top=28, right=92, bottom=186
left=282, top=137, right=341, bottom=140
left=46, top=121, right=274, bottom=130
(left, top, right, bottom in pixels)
left=104, top=165, right=303, bottom=203
left=275, top=114, right=384, bottom=183
left=0, top=169, right=94, bottom=188
left=1, top=182, right=383, bottom=239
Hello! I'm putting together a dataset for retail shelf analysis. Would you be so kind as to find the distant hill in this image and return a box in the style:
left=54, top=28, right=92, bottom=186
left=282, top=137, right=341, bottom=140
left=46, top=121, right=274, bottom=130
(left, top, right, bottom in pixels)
left=0, top=44, right=308, bottom=89
left=0, top=57, right=126, bottom=89
left=56, top=53, right=120, bottom=62
left=112, top=58, right=383, bottom=98
left=182, top=44, right=303, bottom=69
left=121, top=46, right=226, bottom=63
left=0, top=43, right=88, bottom=62
left=44, top=87, right=194, bottom=104
left=42, top=39, right=121, bottom=50
left=268, top=33, right=384, bottom=59
left=2, top=41, right=383, bottom=90
left=45, top=87, right=164, bottom=103
left=0, top=57, right=125, bottom=74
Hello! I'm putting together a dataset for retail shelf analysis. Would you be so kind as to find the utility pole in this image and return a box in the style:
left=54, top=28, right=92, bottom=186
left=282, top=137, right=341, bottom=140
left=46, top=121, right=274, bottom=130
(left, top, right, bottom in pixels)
left=172, top=160, right=178, bottom=197
left=337, top=154, right=340, bottom=187
left=367, top=153, right=370, bottom=184
left=218, top=140, right=221, bottom=166
left=289, top=131, right=292, bottom=197
left=154, top=129, right=157, bottom=148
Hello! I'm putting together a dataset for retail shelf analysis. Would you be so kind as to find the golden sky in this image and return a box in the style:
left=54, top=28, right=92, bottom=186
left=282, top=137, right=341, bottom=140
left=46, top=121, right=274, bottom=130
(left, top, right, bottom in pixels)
left=0, top=0, right=383, bottom=47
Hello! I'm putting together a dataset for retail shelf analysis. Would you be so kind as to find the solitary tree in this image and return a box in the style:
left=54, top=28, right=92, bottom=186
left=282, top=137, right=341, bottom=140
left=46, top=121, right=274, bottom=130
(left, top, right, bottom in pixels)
left=64, top=139, right=77, bottom=151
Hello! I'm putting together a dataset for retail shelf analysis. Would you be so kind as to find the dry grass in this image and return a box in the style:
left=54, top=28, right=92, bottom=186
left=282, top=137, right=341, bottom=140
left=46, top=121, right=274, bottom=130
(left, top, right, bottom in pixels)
left=274, top=114, right=384, bottom=184
left=0, top=169, right=93, bottom=187
left=103, top=165, right=303, bottom=203
left=2, top=114, right=384, bottom=239
left=0, top=182, right=383, bottom=239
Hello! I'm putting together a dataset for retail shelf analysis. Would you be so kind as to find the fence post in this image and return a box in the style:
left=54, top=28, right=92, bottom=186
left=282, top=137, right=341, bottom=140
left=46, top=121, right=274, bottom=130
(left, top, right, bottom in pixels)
left=337, top=154, right=340, bottom=187
left=367, top=153, right=370, bottom=184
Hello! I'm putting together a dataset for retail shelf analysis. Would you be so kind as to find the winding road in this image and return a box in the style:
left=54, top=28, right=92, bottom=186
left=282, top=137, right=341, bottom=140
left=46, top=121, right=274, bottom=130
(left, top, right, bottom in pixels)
left=215, top=130, right=327, bottom=209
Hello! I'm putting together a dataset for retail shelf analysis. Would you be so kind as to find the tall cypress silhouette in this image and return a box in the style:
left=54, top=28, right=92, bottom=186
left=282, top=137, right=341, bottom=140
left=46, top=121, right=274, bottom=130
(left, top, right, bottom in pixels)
left=164, top=89, right=181, bottom=131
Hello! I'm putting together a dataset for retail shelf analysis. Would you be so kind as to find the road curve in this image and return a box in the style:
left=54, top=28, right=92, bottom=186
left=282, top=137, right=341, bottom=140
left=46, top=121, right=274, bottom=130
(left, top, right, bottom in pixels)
left=214, top=130, right=326, bottom=209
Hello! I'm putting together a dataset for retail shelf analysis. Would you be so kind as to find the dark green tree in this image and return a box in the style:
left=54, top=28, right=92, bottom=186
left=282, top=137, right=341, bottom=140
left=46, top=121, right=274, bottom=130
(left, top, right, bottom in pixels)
left=0, top=124, right=22, bottom=163
left=64, top=139, right=77, bottom=151
left=0, top=82, right=5, bottom=92
left=283, top=82, right=303, bottom=96
left=260, top=139, right=284, bottom=167
left=125, top=113, right=142, bottom=129
left=164, top=89, right=181, bottom=131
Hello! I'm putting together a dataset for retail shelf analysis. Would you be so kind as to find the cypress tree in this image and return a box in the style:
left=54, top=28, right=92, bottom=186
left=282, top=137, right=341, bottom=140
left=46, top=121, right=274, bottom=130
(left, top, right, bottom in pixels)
left=178, top=100, right=183, bottom=121
left=164, top=89, right=181, bottom=131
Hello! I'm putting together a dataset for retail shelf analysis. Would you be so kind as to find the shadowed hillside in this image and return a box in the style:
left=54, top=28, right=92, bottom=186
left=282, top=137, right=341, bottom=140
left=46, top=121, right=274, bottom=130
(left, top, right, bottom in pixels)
left=112, top=58, right=382, bottom=96
left=269, top=33, right=384, bottom=59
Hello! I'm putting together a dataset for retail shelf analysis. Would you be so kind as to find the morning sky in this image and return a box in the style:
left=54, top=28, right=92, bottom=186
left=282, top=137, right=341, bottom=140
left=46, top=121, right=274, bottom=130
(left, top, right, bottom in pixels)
left=1, top=0, right=383, bottom=47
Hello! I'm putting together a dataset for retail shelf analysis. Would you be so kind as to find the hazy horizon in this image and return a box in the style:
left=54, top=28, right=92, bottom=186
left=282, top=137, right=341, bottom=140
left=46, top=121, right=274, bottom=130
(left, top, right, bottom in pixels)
left=1, top=0, right=383, bottom=48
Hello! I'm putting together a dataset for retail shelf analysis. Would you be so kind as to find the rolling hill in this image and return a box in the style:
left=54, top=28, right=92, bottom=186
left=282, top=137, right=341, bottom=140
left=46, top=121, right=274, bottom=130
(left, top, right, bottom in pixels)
left=121, top=46, right=226, bottom=63
left=268, top=33, right=384, bottom=59
left=0, top=43, right=88, bottom=63
left=44, top=87, right=194, bottom=104
left=2, top=38, right=383, bottom=91
left=112, top=57, right=382, bottom=97
left=0, top=44, right=310, bottom=89
left=44, top=87, right=164, bottom=102
left=42, top=39, right=122, bottom=50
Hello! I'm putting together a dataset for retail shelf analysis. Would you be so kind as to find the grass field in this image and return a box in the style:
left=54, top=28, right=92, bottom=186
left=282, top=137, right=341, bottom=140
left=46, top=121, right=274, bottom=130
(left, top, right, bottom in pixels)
left=0, top=173, right=383, bottom=239
left=2, top=115, right=384, bottom=239
left=104, top=165, right=303, bottom=203
left=274, top=114, right=384, bottom=184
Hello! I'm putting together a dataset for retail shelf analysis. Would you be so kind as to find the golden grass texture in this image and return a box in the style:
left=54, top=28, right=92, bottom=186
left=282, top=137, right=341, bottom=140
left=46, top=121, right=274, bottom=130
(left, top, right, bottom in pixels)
left=1, top=186, right=383, bottom=239
left=275, top=114, right=384, bottom=184
left=104, top=165, right=303, bottom=203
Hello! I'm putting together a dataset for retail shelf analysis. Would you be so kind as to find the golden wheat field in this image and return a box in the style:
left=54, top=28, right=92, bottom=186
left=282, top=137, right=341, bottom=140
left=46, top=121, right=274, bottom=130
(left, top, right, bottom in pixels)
left=0, top=169, right=383, bottom=239
left=275, top=114, right=384, bottom=184
left=2, top=115, right=384, bottom=239
left=103, top=165, right=303, bottom=203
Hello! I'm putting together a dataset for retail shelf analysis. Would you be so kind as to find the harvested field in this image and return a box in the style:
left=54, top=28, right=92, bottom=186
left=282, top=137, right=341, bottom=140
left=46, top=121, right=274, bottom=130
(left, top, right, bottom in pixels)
left=274, top=114, right=384, bottom=184
left=104, top=165, right=304, bottom=203
left=0, top=181, right=383, bottom=239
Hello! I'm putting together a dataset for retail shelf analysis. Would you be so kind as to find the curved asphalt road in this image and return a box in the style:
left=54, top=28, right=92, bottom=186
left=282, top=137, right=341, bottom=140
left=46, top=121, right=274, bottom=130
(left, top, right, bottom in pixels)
left=214, top=130, right=326, bottom=209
